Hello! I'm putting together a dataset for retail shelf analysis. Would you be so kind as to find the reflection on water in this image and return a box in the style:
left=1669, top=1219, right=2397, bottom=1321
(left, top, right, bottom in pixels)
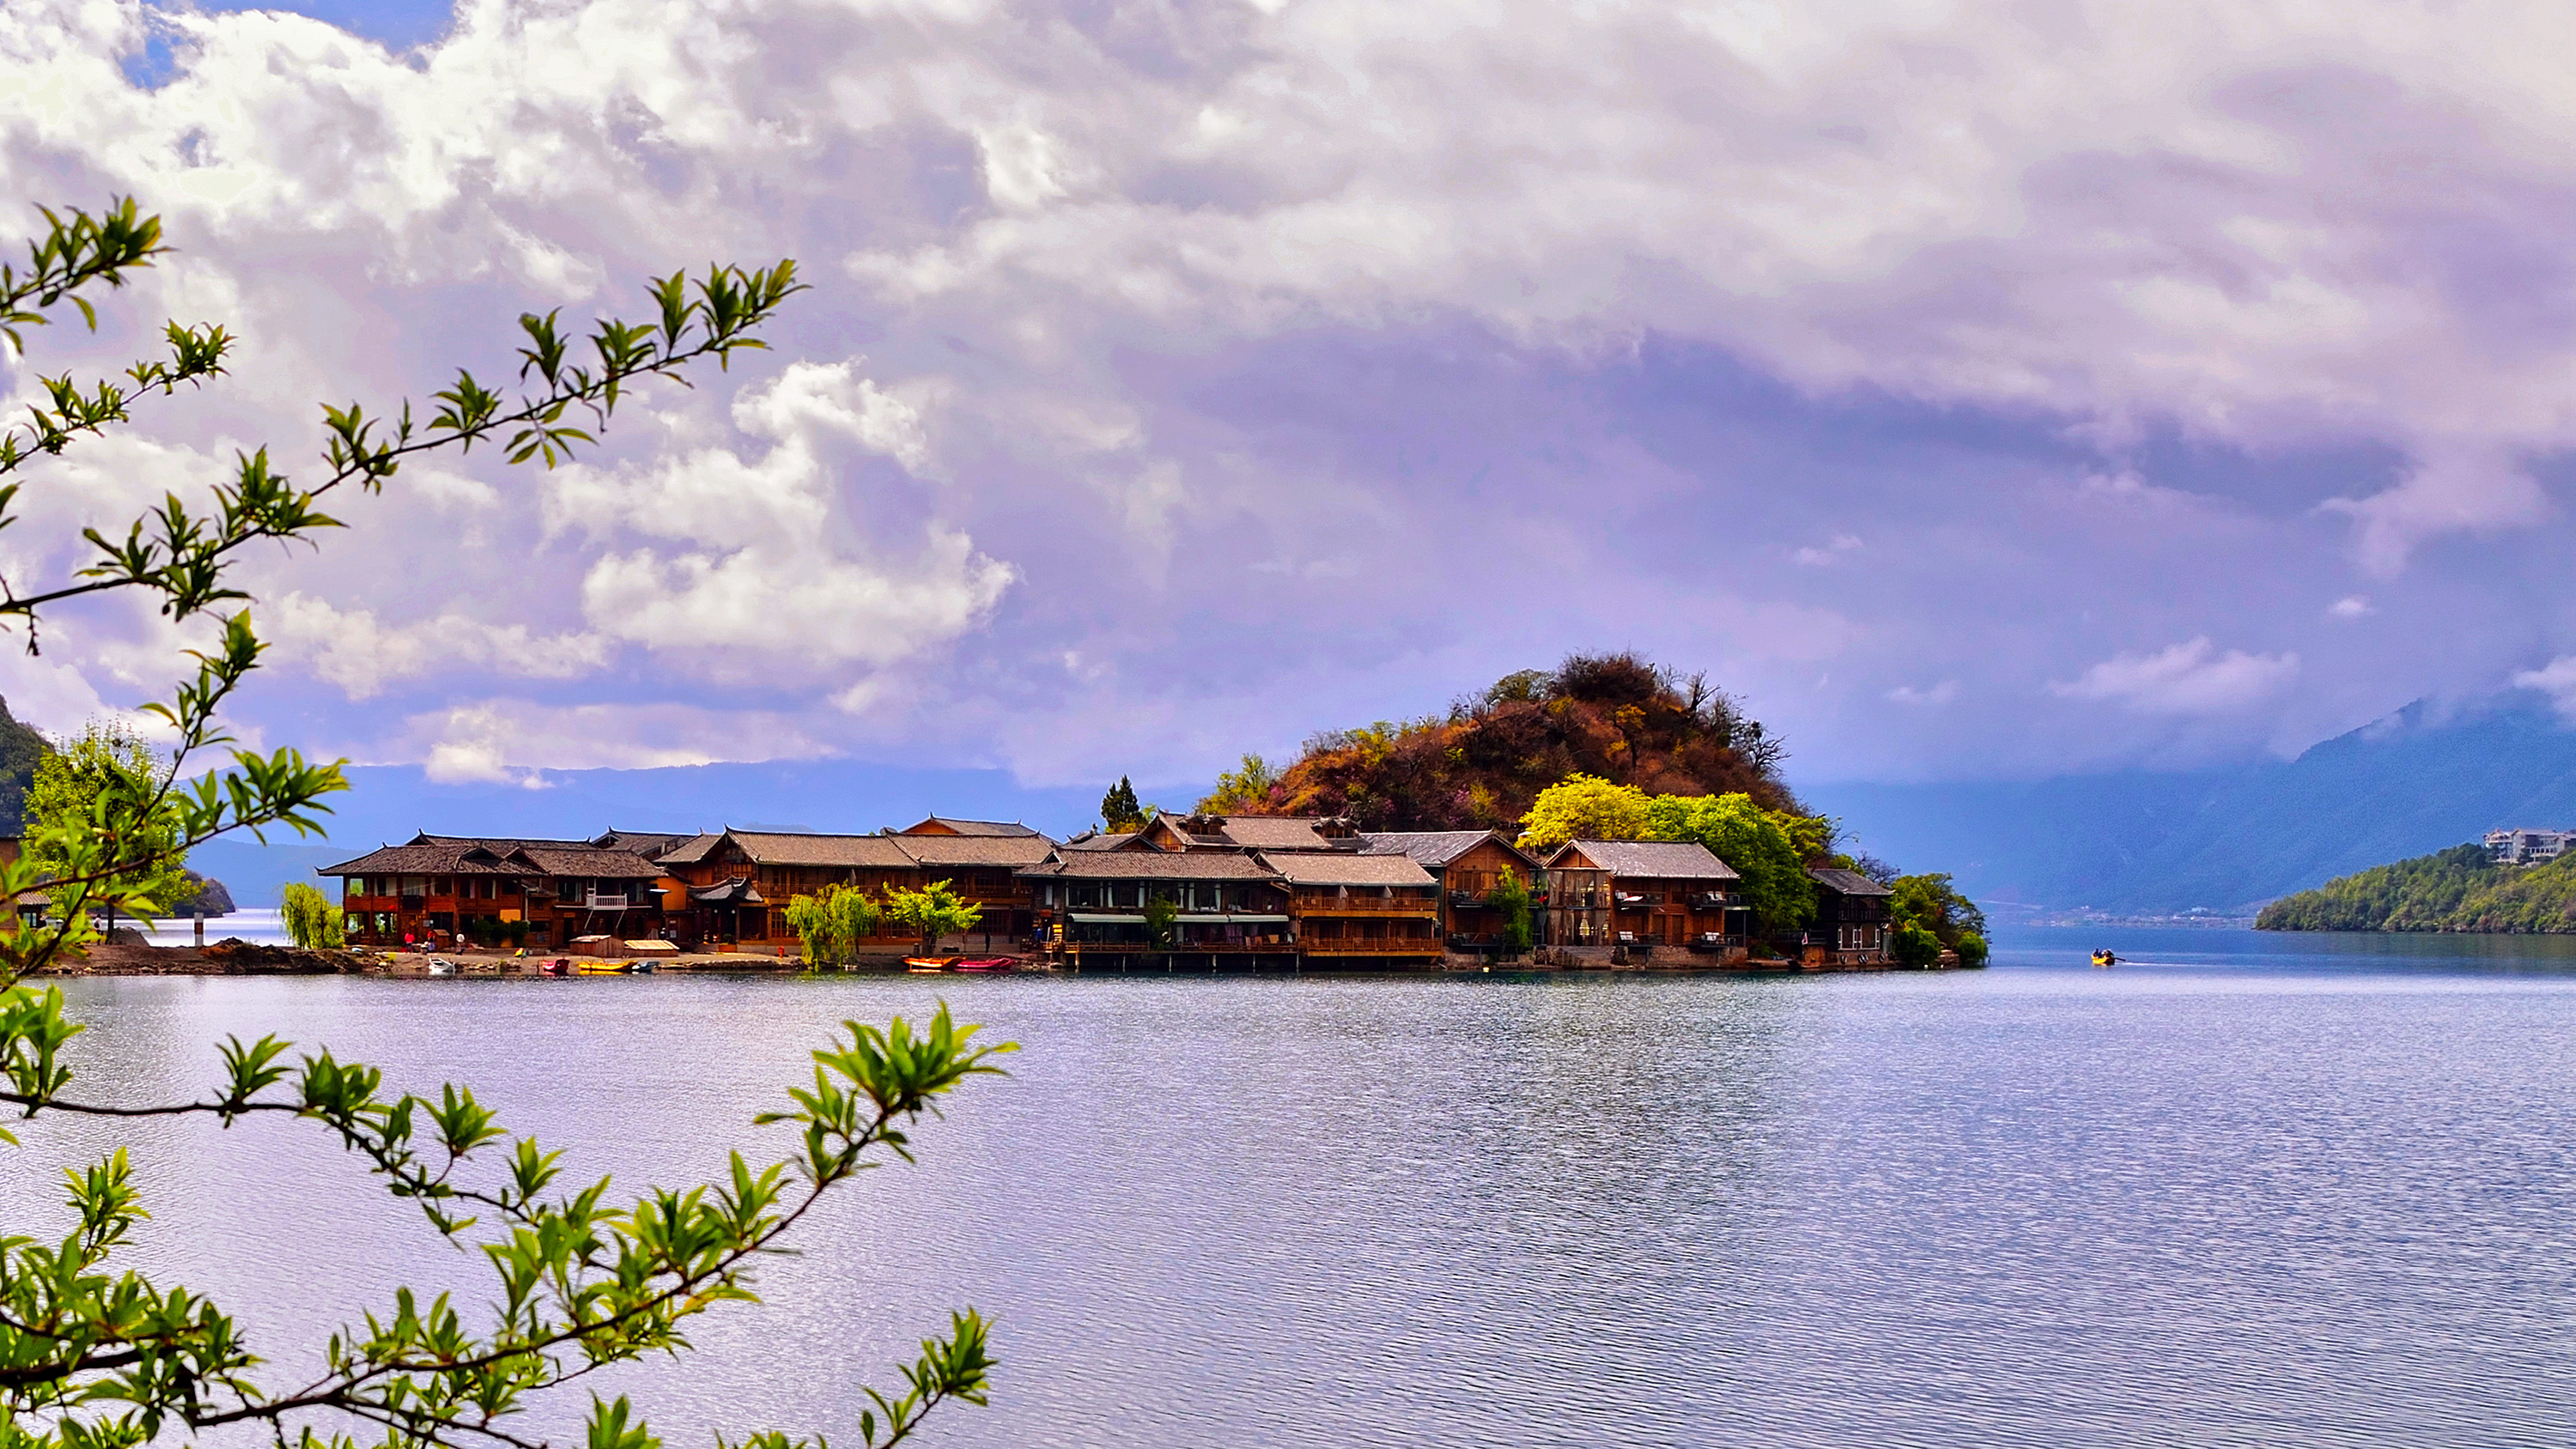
left=7, top=943, right=2576, bottom=1448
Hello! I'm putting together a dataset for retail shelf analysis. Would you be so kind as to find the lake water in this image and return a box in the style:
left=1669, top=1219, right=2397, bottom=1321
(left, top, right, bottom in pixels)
left=8, top=927, right=2576, bottom=1447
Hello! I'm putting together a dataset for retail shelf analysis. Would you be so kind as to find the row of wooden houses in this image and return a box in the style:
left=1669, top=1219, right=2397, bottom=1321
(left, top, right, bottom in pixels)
left=319, top=811, right=1898, bottom=967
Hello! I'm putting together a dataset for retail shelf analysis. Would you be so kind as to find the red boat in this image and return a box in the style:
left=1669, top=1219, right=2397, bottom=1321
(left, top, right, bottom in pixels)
left=949, top=957, right=1018, bottom=974
left=538, top=958, right=572, bottom=976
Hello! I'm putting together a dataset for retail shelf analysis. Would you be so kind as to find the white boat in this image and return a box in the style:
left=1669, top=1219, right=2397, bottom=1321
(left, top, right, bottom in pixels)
left=426, top=956, right=458, bottom=977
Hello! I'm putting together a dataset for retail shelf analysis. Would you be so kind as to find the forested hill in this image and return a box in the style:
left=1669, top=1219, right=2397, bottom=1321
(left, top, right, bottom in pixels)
left=0, top=696, right=46, bottom=834
left=1200, top=653, right=1805, bottom=831
left=2255, top=843, right=2576, bottom=932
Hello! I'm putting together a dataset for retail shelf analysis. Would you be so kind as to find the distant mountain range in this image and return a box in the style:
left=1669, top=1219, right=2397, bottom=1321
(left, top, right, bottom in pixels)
left=1806, top=698, right=2576, bottom=914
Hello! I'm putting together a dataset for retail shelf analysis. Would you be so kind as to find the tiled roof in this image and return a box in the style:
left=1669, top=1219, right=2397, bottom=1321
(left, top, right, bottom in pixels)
left=656, top=833, right=725, bottom=865
left=1807, top=867, right=1894, bottom=897
left=894, top=835, right=1056, bottom=868
left=320, top=840, right=664, bottom=879
left=901, top=816, right=1042, bottom=838
left=1259, top=852, right=1436, bottom=887
left=1547, top=840, right=1741, bottom=880
left=1359, top=830, right=1533, bottom=869
left=1214, top=816, right=1347, bottom=850
left=724, top=832, right=918, bottom=869
left=319, top=843, right=510, bottom=876
left=515, top=847, right=665, bottom=880
left=1060, top=832, right=1138, bottom=852
left=597, top=830, right=694, bottom=856
left=1020, top=852, right=1279, bottom=880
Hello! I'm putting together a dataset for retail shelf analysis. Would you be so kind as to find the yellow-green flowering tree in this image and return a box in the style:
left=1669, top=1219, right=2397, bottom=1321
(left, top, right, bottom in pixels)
left=1515, top=773, right=1652, bottom=851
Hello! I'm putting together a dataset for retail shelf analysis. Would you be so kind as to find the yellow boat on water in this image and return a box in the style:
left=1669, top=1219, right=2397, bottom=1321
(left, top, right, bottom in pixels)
left=575, top=960, right=636, bottom=974
left=905, top=956, right=951, bottom=974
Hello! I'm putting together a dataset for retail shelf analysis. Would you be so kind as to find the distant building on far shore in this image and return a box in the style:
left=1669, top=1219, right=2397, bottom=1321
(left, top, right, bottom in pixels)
left=2484, top=828, right=2576, bottom=865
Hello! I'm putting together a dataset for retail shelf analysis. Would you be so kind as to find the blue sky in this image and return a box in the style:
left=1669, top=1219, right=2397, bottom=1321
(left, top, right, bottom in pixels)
left=8, top=0, right=2576, bottom=805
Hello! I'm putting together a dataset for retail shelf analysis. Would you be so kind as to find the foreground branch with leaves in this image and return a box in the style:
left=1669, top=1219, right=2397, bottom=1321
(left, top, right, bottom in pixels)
left=0, top=199, right=1012, bottom=1449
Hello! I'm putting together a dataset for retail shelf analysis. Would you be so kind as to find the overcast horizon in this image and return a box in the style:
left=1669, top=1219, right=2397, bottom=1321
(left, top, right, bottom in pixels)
left=8, top=0, right=2576, bottom=792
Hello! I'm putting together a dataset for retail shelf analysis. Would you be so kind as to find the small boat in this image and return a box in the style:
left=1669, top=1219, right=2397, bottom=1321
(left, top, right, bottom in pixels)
left=426, top=956, right=458, bottom=977
left=538, top=958, right=572, bottom=977
left=905, top=956, right=952, bottom=974
left=2091, top=949, right=2120, bottom=968
left=951, top=956, right=1018, bottom=974
left=574, top=960, right=636, bottom=975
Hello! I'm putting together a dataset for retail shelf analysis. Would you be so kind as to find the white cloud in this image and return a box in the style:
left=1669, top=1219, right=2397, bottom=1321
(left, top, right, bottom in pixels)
left=2512, top=658, right=2576, bottom=718
left=264, top=593, right=613, bottom=700
left=2329, top=595, right=2374, bottom=620
left=404, top=699, right=835, bottom=783
left=581, top=528, right=1014, bottom=664
left=1795, top=534, right=1863, bottom=566
left=731, top=361, right=933, bottom=473
left=1887, top=680, right=1960, bottom=706
left=2050, top=639, right=2299, bottom=716
left=2318, top=442, right=2549, bottom=577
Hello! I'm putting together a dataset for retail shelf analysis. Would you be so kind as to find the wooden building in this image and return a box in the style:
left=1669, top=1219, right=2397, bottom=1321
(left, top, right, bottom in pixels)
left=322, top=834, right=673, bottom=949
left=1544, top=840, right=1748, bottom=959
left=1804, top=868, right=1894, bottom=967
left=881, top=830, right=1055, bottom=942
left=1359, top=830, right=1547, bottom=953
left=653, top=827, right=1054, bottom=950
left=1018, top=851, right=1294, bottom=968
left=1265, top=852, right=1443, bottom=964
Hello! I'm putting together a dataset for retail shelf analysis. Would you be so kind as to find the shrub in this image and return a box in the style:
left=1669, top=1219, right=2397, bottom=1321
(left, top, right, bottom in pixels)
left=1891, top=922, right=1942, bottom=967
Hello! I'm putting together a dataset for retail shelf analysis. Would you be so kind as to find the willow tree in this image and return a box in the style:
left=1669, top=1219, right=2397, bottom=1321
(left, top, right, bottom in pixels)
left=0, top=201, right=1006, bottom=1449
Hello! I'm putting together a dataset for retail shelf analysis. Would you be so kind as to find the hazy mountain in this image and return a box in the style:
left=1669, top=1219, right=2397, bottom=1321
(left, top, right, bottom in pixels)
left=1807, top=698, right=2576, bottom=914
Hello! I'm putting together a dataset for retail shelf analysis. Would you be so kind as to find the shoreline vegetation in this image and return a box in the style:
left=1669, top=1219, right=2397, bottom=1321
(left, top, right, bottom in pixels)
left=2255, top=843, right=2576, bottom=932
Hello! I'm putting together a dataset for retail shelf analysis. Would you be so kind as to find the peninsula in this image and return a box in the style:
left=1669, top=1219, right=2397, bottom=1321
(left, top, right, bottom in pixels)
left=2257, top=840, right=2576, bottom=932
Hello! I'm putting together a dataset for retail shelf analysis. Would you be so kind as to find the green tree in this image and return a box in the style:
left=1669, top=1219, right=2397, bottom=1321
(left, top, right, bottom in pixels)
left=1888, top=872, right=1987, bottom=949
left=1195, top=753, right=1278, bottom=814
left=1953, top=931, right=1990, bottom=967
left=885, top=879, right=983, bottom=955
left=1485, top=865, right=1532, bottom=955
left=0, top=201, right=1004, bottom=1449
left=1143, top=891, right=1178, bottom=949
left=1641, top=791, right=1816, bottom=931
left=1516, top=773, right=1652, bottom=852
left=830, top=884, right=884, bottom=956
left=279, top=880, right=344, bottom=949
left=25, top=719, right=190, bottom=940
left=1101, top=775, right=1145, bottom=832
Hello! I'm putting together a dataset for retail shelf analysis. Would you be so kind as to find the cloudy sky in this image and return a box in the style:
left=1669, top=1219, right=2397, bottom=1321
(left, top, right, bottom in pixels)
left=3, top=0, right=2575, bottom=795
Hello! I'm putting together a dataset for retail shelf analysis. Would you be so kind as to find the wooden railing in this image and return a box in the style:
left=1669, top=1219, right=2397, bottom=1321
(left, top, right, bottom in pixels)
left=1300, top=937, right=1443, bottom=955
left=1295, top=897, right=1439, bottom=916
